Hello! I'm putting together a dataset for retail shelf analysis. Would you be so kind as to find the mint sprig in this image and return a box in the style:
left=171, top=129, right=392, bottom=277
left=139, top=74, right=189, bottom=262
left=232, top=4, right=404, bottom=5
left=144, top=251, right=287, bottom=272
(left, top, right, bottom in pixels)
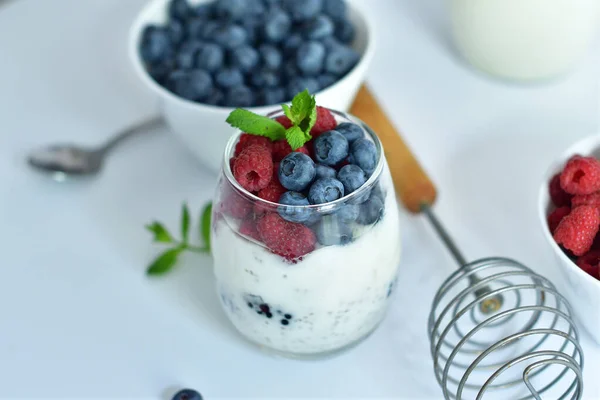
left=226, top=89, right=318, bottom=151
left=145, top=202, right=212, bottom=276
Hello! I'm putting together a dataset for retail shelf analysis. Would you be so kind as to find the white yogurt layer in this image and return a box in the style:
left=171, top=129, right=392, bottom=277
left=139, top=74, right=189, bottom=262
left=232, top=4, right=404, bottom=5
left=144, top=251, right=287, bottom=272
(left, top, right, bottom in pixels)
left=212, top=179, right=401, bottom=356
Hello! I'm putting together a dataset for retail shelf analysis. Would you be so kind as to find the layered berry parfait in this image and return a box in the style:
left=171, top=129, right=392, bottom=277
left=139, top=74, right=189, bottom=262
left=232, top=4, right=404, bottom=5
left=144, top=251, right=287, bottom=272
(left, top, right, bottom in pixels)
left=211, top=90, right=401, bottom=358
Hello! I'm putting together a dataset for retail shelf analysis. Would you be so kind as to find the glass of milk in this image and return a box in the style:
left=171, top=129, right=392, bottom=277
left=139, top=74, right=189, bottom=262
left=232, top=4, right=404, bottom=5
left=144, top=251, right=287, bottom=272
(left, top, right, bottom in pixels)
left=450, top=0, right=599, bottom=81
left=211, top=109, right=402, bottom=358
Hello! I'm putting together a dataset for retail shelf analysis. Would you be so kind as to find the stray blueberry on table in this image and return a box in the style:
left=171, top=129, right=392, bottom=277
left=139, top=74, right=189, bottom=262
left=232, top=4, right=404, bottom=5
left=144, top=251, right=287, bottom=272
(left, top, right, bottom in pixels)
left=351, top=137, right=378, bottom=175
left=263, top=8, right=292, bottom=43
left=297, top=41, right=326, bottom=75
left=281, top=319, right=289, bottom=326
left=172, top=388, right=203, bottom=400
left=313, top=130, right=349, bottom=166
left=279, top=152, right=317, bottom=191
left=335, top=122, right=363, bottom=142
left=303, top=15, right=335, bottom=40
left=308, top=178, right=345, bottom=204
left=325, top=45, right=360, bottom=75
left=316, top=164, right=337, bottom=179
left=278, top=191, right=312, bottom=223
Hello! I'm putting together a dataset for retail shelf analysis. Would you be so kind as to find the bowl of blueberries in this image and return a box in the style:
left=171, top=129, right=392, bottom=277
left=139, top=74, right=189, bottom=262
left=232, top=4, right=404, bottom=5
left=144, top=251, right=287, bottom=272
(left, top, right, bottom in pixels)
left=129, top=0, right=374, bottom=172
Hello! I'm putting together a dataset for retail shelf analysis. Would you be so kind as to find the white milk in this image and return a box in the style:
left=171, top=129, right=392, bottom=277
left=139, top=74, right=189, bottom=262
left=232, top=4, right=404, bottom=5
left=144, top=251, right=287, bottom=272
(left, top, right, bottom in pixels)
left=451, top=0, right=599, bottom=81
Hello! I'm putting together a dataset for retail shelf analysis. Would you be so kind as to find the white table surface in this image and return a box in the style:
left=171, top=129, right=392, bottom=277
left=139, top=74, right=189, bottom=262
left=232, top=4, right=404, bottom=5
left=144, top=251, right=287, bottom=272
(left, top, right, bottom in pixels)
left=1, top=0, right=599, bottom=399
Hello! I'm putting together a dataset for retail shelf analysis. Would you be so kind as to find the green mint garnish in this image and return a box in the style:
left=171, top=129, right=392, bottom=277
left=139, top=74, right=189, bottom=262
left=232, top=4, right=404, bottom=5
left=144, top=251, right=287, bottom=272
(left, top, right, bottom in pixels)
left=144, top=202, right=212, bottom=277
left=226, top=89, right=318, bottom=151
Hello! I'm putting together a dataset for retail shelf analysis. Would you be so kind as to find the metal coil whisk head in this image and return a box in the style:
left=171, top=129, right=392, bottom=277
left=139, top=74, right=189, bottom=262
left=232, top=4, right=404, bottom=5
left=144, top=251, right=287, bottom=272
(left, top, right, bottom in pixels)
left=428, top=257, right=584, bottom=400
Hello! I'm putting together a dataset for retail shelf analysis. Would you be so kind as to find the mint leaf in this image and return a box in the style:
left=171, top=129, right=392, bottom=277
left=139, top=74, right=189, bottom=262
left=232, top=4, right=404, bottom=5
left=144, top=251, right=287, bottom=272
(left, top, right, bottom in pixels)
left=281, top=104, right=294, bottom=123
left=285, top=126, right=306, bottom=151
left=147, top=247, right=182, bottom=276
left=288, top=90, right=316, bottom=132
left=200, top=202, right=212, bottom=252
left=226, top=109, right=286, bottom=141
left=145, top=222, right=173, bottom=243
left=181, top=203, right=190, bottom=243
left=304, top=99, right=318, bottom=134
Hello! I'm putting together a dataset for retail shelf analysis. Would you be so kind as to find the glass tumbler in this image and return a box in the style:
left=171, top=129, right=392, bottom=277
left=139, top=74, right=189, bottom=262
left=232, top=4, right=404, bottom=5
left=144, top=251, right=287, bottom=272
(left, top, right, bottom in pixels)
left=211, top=109, right=402, bottom=358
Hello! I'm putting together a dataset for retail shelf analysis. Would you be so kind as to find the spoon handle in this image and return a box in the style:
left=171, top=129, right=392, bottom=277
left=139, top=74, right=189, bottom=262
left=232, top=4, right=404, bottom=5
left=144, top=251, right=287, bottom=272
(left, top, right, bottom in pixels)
left=98, top=117, right=163, bottom=155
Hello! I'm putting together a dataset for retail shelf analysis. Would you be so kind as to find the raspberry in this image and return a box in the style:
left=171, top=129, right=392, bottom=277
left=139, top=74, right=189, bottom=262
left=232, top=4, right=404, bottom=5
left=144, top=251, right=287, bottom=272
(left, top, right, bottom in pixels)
left=272, top=140, right=310, bottom=162
left=234, top=133, right=273, bottom=156
left=221, top=191, right=252, bottom=219
left=547, top=206, right=570, bottom=233
left=257, top=213, right=316, bottom=260
left=276, top=115, right=293, bottom=129
left=549, top=173, right=571, bottom=207
left=576, top=250, right=600, bottom=279
left=559, top=156, right=600, bottom=195
left=239, top=218, right=261, bottom=242
left=310, top=106, right=337, bottom=138
left=257, top=170, right=285, bottom=203
left=554, top=205, right=600, bottom=256
left=571, top=191, right=600, bottom=209
left=233, top=144, right=273, bottom=191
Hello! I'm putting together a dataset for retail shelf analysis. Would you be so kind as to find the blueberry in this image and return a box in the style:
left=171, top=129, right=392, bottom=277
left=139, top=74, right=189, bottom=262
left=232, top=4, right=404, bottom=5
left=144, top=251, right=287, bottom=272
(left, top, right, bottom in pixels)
left=230, top=45, right=260, bottom=73
left=282, top=61, right=300, bottom=80
left=356, top=193, right=384, bottom=225
left=336, top=122, right=363, bottom=143
left=337, top=164, right=367, bottom=194
left=308, top=178, right=344, bottom=204
left=205, top=88, right=225, bottom=106
left=250, top=69, right=280, bottom=88
left=140, top=26, right=173, bottom=64
left=241, top=18, right=260, bottom=44
left=168, top=0, right=192, bottom=21
left=287, top=76, right=319, bottom=98
left=317, top=74, right=337, bottom=90
left=193, top=3, right=214, bottom=18
left=196, top=43, right=224, bottom=72
left=247, top=0, right=267, bottom=17
left=166, top=69, right=213, bottom=101
left=313, top=130, right=349, bottom=166
left=335, top=19, right=355, bottom=44
left=323, top=0, right=346, bottom=21
left=283, top=0, right=323, bottom=21
left=315, top=164, right=337, bottom=179
left=351, top=137, right=377, bottom=175
left=322, top=36, right=341, bottom=50
left=200, top=21, right=220, bottom=40
left=167, top=20, right=185, bottom=45
left=213, top=24, right=247, bottom=49
left=279, top=152, right=317, bottom=191
left=175, top=40, right=203, bottom=69
left=314, top=216, right=353, bottom=246
left=278, top=191, right=313, bottom=223
left=303, top=15, right=334, bottom=40
left=172, top=388, right=203, bottom=400
left=215, top=67, right=244, bottom=88
left=282, top=33, right=303, bottom=55
left=214, top=0, right=248, bottom=20
left=259, top=45, right=283, bottom=69
left=186, top=18, right=206, bottom=39
left=325, top=44, right=360, bottom=75
left=297, top=41, right=326, bottom=75
left=259, top=87, right=286, bottom=105
left=146, top=59, right=175, bottom=84
left=224, top=85, right=255, bottom=107
left=337, top=203, right=360, bottom=223
left=264, top=8, right=292, bottom=43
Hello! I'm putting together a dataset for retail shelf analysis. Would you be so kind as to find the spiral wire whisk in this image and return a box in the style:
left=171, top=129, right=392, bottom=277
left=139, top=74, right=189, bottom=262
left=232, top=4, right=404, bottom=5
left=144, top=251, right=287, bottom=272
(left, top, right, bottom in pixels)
left=424, top=206, right=584, bottom=400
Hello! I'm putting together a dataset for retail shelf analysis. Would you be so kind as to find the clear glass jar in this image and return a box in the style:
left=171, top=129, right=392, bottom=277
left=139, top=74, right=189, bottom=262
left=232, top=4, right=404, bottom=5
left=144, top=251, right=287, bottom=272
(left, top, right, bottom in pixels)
left=210, top=109, right=402, bottom=358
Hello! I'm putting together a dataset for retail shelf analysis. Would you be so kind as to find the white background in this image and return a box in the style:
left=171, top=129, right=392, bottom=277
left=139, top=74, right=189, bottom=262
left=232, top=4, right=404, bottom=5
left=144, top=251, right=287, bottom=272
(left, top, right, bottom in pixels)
left=0, top=0, right=599, bottom=399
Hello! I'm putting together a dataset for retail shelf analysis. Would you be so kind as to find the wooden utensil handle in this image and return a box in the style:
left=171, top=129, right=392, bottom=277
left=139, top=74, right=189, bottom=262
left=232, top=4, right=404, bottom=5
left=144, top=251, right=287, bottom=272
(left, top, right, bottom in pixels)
left=349, top=85, right=437, bottom=213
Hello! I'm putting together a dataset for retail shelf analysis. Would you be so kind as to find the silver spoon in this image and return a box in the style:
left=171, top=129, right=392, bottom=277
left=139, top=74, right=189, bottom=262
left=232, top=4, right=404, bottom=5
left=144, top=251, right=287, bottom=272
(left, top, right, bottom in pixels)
left=27, top=117, right=163, bottom=179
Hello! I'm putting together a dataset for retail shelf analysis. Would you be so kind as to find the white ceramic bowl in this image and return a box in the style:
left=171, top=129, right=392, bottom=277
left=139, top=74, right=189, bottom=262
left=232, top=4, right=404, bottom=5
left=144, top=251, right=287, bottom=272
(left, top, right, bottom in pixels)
left=128, top=0, right=375, bottom=172
left=538, top=134, right=600, bottom=344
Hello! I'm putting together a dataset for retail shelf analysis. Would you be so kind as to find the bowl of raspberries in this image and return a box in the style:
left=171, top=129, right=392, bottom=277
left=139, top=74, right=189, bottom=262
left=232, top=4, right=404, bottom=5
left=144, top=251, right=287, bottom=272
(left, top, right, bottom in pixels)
left=128, top=0, right=374, bottom=172
left=539, top=134, right=600, bottom=343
